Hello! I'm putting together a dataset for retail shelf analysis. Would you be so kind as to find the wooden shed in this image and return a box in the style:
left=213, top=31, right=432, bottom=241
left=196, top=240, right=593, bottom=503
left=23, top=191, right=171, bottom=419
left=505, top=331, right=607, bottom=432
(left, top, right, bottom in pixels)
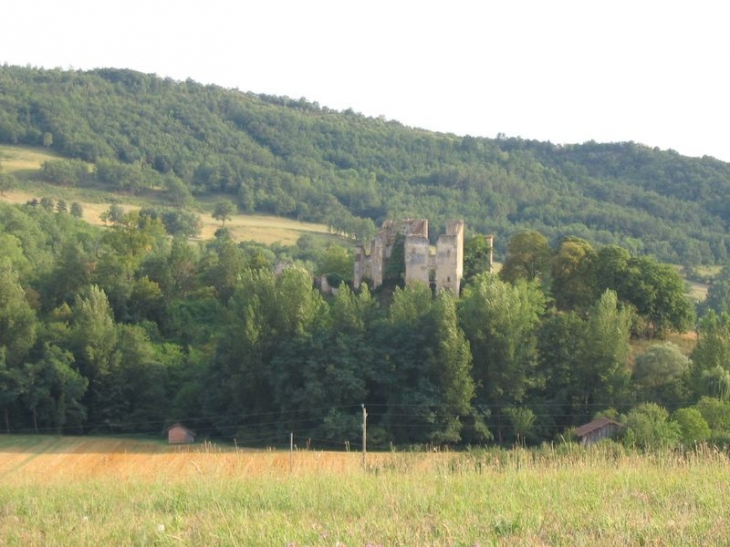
left=166, top=423, right=195, bottom=444
left=574, top=417, right=622, bottom=445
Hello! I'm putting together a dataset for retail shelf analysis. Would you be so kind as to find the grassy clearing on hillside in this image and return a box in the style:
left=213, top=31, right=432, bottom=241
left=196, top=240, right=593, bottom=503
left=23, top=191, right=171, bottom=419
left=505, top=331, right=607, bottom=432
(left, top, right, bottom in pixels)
left=198, top=212, right=339, bottom=246
left=1, top=187, right=342, bottom=246
left=1, top=436, right=730, bottom=545
left=0, top=144, right=347, bottom=246
left=0, top=144, right=60, bottom=174
left=687, top=280, right=708, bottom=302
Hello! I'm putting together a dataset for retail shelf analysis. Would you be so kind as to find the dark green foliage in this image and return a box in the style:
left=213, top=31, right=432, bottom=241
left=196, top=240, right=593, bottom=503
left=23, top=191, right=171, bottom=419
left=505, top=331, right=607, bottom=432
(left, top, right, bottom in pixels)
left=70, top=202, right=84, bottom=217
left=581, top=291, right=632, bottom=409
left=39, top=197, right=54, bottom=212
left=139, top=206, right=201, bottom=238
left=623, top=403, right=681, bottom=449
left=22, top=343, right=87, bottom=434
left=459, top=274, right=545, bottom=440
left=463, top=234, right=493, bottom=284
left=632, top=342, right=692, bottom=410
left=40, top=159, right=89, bottom=186
left=691, top=312, right=730, bottom=400
left=0, top=259, right=38, bottom=366
left=536, top=310, right=590, bottom=431
left=619, top=256, right=696, bottom=337
left=500, top=231, right=551, bottom=284
left=384, top=233, right=406, bottom=282
left=551, top=237, right=598, bottom=311
left=694, top=397, right=730, bottom=441
left=700, top=266, right=730, bottom=317
left=672, top=407, right=711, bottom=445
left=0, top=171, right=16, bottom=194
left=317, top=245, right=353, bottom=283
left=0, top=192, right=710, bottom=445
left=212, top=200, right=236, bottom=226
left=100, top=203, right=125, bottom=224
left=2, top=66, right=730, bottom=264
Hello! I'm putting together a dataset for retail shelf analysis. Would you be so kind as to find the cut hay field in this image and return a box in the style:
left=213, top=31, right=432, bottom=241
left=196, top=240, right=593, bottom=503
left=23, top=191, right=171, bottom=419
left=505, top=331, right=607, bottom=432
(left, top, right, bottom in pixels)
left=0, top=145, right=63, bottom=173
left=2, top=436, right=730, bottom=546
left=0, top=144, right=344, bottom=246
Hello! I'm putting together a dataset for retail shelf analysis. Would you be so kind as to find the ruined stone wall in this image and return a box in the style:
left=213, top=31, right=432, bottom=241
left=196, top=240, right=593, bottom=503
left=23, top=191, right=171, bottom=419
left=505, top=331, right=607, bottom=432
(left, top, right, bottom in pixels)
left=404, top=234, right=431, bottom=287
left=353, top=246, right=366, bottom=287
left=370, top=231, right=388, bottom=288
left=433, top=220, right=464, bottom=293
left=353, top=218, right=468, bottom=294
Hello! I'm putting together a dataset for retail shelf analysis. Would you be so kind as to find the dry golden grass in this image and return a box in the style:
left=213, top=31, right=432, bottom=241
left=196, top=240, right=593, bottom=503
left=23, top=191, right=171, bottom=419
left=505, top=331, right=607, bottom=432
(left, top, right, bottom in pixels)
left=0, top=144, right=346, bottom=246
left=4, top=436, right=730, bottom=545
left=0, top=188, right=337, bottom=245
left=629, top=331, right=698, bottom=366
left=687, top=279, right=709, bottom=301
left=197, top=213, right=336, bottom=246
left=0, top=189, right=133, bottom=228
left=0, top=145, right=60, bottom=173
left=0, top=436, right=440, bottom=485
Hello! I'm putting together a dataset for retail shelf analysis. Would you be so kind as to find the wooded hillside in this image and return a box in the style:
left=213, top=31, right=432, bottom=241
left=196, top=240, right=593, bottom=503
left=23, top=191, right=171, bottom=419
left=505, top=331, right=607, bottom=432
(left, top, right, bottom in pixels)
left=2, top=65, right=730, bottom=264
left=4, top=65, right=730, bottom=449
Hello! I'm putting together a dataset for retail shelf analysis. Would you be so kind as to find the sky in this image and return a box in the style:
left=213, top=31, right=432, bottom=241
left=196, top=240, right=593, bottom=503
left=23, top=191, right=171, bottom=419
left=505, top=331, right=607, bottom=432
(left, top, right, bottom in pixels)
left=3, top=0, right=729, bottom=161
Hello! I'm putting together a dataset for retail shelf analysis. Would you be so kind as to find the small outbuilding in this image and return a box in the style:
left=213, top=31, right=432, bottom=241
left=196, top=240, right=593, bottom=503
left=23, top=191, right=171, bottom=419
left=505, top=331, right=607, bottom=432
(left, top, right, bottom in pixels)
left=574, top=417, right=622, bottom=445
left=166, top=423, right=195, bottom=444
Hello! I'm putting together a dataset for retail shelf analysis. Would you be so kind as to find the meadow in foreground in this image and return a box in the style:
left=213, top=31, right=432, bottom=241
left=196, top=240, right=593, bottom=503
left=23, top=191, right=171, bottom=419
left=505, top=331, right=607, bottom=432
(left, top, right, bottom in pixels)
left=1, top=437, right=730, bottom=546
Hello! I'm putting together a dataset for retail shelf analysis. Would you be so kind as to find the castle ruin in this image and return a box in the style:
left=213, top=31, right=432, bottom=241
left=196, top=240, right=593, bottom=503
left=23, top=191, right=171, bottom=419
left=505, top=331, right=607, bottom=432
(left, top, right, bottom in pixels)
left=354, top=219, right=468, bottom=294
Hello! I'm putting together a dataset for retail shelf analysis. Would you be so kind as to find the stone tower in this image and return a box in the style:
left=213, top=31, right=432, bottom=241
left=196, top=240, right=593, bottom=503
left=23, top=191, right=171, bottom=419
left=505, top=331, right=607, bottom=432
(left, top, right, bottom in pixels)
left=434, top=220, right=464, bottom=294
left=354, top=219, right=468, bottom=295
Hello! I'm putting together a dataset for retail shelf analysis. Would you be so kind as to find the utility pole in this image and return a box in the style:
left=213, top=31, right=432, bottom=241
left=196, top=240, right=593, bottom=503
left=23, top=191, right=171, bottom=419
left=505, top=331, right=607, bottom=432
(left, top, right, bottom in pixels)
left=361, top=404, right=367, bottom=468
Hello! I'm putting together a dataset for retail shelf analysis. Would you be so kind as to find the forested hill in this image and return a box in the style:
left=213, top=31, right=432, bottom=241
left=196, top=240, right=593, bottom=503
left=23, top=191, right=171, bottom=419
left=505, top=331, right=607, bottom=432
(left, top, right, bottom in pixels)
left=2, top=65, right=729, bottom=264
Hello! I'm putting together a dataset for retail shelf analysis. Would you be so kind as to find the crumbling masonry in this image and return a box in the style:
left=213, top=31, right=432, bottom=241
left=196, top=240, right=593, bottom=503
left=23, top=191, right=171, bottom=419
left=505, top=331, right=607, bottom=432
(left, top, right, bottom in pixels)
left=354, top=219, right=468, bottom=294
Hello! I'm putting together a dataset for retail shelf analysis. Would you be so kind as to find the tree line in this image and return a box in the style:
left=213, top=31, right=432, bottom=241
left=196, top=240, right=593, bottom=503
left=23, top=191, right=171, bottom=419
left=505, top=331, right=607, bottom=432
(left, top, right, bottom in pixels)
left=2, top=200, right=730, bottom=448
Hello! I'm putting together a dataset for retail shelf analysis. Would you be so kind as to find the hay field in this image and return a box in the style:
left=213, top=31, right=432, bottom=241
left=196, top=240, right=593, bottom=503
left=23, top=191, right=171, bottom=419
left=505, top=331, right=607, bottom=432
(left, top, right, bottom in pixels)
left=0, top=187, right=337, bottom=246
left=0, top=144, right=343, bottom=246
left=196, top=213, right=335, bottom=246
left=0, top=435, right=373, bottom=484
left=0, top=145, right=61, bottom=174
left=2, top=436, right=730, bottom=545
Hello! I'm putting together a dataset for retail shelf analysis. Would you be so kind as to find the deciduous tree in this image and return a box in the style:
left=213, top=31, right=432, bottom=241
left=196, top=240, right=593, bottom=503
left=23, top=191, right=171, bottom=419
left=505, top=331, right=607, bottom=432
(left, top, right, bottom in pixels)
left=551, top=237, right=597, bottom=311
left=499, top=231, right=550, bottom=284
left=0, top=259, right=37, bottom=367
left=581, top=290, right=632, bottom=410
left=632, top=342, right=691, bottom=410
left=459, top=273, right=545, bottom=440
left=212, top=200, right=236, bottom=226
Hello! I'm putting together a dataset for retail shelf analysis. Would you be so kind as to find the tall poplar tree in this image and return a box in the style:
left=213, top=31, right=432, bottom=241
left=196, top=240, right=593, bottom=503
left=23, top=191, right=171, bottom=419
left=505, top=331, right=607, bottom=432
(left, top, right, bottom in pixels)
left=458, top=273, right=545, bottom=440
left=580, top=290, right=632, bottom=410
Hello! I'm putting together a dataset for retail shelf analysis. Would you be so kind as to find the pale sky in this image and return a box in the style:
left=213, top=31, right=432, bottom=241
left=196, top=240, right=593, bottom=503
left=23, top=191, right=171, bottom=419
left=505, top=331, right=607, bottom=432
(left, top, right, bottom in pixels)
left=3, top=0, right=729, bottom=161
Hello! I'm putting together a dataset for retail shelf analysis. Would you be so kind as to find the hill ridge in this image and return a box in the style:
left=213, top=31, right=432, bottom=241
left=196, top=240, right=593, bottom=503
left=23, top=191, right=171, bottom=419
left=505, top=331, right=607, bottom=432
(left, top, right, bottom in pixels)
left=2, top=65, right=730, bottom=264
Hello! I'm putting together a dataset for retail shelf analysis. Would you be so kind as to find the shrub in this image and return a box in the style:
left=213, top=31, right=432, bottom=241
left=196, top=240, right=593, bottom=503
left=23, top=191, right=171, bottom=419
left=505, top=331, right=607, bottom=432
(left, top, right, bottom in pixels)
left=623, top=403, right=680, bottom=449
left=672, top=407, right=711, bottom=445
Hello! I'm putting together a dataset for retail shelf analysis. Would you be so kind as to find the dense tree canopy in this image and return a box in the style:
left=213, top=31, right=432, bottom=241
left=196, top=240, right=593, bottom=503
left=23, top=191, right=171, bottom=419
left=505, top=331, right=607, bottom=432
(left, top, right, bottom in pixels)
left=1, top=64, right=728, bottom=447
left=0, top=198, right=717, bottom=446
left=2, top=65, right=730, bottom=264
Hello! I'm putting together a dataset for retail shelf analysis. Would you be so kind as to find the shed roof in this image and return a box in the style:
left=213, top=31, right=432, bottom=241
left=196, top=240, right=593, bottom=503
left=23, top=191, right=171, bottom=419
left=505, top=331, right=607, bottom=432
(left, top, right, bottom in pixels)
left=574, top=417, right=622, bottom=438
left=166, top=423, right=195, bottom=435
